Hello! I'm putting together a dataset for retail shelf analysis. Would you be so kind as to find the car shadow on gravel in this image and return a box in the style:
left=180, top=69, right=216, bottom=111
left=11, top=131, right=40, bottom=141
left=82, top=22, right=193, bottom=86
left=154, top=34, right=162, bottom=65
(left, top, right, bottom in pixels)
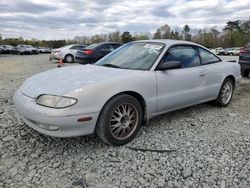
left=145, top=103, right=213, bottom=128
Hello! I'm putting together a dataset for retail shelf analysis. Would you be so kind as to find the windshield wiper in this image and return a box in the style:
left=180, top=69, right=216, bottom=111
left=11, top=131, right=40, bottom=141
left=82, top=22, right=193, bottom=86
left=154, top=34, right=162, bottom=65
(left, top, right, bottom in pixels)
left=102, top=64, right=121, bottom=69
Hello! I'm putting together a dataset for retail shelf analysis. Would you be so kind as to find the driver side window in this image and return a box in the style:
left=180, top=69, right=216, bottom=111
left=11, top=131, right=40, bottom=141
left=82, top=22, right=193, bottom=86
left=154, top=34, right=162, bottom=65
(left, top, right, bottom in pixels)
left=162, top=46, right=200, bottom=68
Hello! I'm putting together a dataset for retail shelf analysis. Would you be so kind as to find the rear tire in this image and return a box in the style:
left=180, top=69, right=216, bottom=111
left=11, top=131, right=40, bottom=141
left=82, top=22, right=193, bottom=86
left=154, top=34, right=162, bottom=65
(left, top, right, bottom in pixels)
left=95, top=94, right=143, bottom=146
left=64, top=54, right=74, bottom=63
left=213, top=78, right=234, bottom=107
left=242, top=70, right=249, bottom=77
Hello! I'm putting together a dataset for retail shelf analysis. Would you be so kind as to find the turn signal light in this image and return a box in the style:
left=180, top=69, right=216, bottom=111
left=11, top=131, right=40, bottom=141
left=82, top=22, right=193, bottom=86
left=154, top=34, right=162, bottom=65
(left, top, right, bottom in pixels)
left=77, top=117, right=92, bottom=122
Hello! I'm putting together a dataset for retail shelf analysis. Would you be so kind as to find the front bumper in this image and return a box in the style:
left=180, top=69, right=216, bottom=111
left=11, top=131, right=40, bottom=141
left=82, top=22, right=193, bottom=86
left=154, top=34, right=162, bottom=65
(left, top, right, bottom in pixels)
left=14, top=90, right=99, bottom=137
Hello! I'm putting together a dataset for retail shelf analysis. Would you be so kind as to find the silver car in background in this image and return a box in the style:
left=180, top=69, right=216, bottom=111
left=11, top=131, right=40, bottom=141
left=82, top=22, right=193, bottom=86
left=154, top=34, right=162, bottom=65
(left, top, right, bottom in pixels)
left=0, top=45, right=14, bottom=54
left=50, top=44, right=87, bottom=63
left=14, top=40, right=241, bottom=145
left=17, top=45, right=39, bottom=54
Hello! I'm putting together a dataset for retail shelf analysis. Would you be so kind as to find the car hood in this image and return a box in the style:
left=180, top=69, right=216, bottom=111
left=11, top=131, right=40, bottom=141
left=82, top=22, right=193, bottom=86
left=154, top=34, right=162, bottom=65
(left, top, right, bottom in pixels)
left=20, top=64, right=139, bottom=98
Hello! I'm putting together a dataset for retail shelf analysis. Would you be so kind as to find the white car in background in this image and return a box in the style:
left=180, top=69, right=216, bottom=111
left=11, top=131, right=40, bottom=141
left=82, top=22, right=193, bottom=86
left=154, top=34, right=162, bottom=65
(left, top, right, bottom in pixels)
left=35, top=46, right=50, bottom=53
left=51, top=44, right=87, bottom=63
left=226, top=47, right=241, bottom=56
left=210, top=47, right=228, bottom=55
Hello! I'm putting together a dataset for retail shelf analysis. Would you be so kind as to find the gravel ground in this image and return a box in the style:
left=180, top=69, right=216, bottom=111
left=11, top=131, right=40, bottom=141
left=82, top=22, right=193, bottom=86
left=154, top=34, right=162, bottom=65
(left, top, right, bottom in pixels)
left=0, top=54, right=250, bottom=188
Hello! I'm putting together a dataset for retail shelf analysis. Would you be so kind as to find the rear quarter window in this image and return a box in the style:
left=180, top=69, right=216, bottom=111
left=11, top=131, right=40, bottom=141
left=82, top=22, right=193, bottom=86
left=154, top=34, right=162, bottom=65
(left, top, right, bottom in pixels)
left=198, top=47, right=221, bottom=65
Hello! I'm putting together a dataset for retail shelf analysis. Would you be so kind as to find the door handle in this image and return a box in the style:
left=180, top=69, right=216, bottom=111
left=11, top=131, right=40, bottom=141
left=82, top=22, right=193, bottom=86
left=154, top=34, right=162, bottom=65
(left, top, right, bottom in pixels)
left=199, top=73, right=206, bottom=77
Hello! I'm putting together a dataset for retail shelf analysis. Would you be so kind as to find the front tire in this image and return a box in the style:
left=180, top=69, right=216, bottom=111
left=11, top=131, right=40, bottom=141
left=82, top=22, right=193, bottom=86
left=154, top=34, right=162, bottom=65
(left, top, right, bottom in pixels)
left=213, top=78, right=234, bottom=107
left=95, top=94, right=143, bottom=146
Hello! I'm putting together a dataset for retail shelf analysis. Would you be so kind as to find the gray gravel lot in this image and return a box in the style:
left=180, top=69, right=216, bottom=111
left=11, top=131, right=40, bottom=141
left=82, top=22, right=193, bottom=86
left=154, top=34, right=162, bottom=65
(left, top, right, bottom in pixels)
left=0, top=54, right=250, bottom=188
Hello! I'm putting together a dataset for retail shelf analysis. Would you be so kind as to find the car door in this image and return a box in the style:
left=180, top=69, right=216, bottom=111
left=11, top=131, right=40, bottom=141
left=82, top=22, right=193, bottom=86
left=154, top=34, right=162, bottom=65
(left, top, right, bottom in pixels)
left=156, top=45, right=207, bottom=113
left=196, top=47, right=223, bottom=101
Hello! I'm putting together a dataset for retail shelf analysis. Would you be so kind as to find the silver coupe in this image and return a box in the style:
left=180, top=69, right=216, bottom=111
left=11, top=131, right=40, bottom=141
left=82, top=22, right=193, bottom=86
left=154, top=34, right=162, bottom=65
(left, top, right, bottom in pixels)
left=14, top=40, right=241, bottom=145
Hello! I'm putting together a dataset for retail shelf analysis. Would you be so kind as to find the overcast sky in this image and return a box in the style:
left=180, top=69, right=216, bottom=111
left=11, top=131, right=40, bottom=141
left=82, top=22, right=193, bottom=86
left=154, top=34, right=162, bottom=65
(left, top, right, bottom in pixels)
left=0, top=0, right=249, bottom=40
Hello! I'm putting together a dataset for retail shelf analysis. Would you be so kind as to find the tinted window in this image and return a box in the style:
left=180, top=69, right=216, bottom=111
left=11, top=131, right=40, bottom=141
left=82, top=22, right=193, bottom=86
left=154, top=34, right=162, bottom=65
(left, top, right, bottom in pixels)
left=101, top=44, right=116, bottom=51
left=113, top=44, right=122, bottom=48
left=198, top=47, right=221, bottom=64
left=163, top=46, right=200, bottom=68
left=86, top=43, right=99, bottom=49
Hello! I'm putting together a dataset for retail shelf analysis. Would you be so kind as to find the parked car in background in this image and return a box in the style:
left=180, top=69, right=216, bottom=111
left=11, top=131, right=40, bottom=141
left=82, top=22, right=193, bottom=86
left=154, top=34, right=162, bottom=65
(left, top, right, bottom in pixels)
left=14, top=39, right=241, bottom=145
left=226, top=47, right=241, bottom=56
left=17, top=45, right=39, bottom=54
left=35, top=46, right=46, bottom=53
left=44, top=48, right=51, bottom=53
left=75, top=42, right=122, bottom=64
left=50, top=44, right=87, bottom=63
left=211, top=47, right=228, bottom=55
left=12, top=46, right=30, bottom=55
left=35, top=46, right=51, bottom=53
left=0, top=45, right=14, bottom=54
left=239, top=42, right=250, bottom=77
left=0, top=46, right=3, bottom=54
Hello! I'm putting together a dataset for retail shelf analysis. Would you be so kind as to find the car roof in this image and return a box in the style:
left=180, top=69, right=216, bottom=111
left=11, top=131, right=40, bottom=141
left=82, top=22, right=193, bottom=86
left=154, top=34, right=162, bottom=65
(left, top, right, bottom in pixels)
left=69, top=44, right=87, bottom=47
left=85, top=42, right=122, bottom=49
left=133, top=39, right=204, bottom=48
left=61, top=44, right=87, bottom=48
left=94, top=42, right=122, bottom=45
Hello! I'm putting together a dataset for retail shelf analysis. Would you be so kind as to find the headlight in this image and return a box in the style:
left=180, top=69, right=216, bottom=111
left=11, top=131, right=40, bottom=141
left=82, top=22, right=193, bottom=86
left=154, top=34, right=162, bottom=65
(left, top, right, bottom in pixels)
left=36, top=95, right=77, bottom=108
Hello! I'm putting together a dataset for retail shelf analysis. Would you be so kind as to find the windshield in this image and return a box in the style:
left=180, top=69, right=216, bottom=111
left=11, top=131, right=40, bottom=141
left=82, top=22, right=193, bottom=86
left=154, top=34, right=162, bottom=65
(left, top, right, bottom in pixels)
left=95, top=42, right=165, bottom=70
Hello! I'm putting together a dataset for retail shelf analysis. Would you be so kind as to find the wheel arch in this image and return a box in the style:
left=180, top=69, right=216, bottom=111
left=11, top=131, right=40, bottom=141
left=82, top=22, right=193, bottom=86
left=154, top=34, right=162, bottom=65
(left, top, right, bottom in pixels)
left=215, top=74, right=236, bottom=99
left=225, top=75, right=236, bottom=88
left=99, top=91, right=148, bottom=124
left=64, top=53, right=74, bottom=61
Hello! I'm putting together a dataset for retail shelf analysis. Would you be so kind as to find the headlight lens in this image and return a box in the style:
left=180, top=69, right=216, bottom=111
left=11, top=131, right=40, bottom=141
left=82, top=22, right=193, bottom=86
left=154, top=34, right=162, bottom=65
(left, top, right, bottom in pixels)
left=36, top=95, right=77, bottom=108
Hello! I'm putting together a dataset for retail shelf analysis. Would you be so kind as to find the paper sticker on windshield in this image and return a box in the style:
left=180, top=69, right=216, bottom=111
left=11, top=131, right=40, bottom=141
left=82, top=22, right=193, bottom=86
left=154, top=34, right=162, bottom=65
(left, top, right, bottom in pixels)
left=144, top=44, right=163, bottom=50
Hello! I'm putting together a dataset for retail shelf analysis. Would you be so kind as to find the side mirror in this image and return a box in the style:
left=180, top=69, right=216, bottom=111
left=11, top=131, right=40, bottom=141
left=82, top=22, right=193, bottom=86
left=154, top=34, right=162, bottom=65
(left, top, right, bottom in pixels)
left=157, top=61, right=181, bottom=70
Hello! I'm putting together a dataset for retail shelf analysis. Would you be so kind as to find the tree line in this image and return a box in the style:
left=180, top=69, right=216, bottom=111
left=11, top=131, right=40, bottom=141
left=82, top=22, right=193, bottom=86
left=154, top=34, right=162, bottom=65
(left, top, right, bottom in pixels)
left=0, top=18, right=249, bottom=48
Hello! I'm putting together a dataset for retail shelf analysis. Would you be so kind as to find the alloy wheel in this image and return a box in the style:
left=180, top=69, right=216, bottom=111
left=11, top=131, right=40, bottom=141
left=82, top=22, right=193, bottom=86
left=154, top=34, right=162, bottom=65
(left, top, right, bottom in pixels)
left=109, top=103, right=139, bottom=140
left=221, top=81, right=233, bottom=104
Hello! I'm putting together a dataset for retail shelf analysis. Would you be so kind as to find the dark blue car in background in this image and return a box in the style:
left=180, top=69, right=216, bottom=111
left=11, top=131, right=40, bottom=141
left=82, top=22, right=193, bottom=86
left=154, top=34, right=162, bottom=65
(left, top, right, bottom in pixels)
left=239, top=42, right=250, bottom=77
left=75, top=42, right=122, bottom=64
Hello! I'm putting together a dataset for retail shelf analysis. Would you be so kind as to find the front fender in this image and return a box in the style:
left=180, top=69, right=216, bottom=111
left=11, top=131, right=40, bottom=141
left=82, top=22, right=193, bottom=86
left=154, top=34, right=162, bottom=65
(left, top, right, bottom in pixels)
left=64, top=71, right=157, bottom=118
